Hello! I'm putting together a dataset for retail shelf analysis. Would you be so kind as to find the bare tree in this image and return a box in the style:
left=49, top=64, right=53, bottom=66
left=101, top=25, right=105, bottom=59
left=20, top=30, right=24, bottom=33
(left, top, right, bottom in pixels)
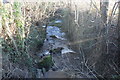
left=99, top=0, right=109, bottom=56
left=100, top=0, right=109, bottom=25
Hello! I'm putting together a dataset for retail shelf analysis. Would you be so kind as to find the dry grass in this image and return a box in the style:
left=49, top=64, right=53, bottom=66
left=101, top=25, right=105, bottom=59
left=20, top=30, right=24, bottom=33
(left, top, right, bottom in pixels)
left=0, top=1, right=65, bottom=78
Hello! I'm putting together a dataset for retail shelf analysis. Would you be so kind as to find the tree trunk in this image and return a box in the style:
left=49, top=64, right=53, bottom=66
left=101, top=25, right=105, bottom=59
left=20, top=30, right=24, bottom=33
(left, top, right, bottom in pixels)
left=99, top=0, right=109, bottom=56
left=95, top=0, right=109, bottom=76
left=99, top=0, right=109, bottom=54
left=117, top=1, right=120, bottom=48
left=100, top=0, right=109, bottom=25
left=117, top=1, right=120, bottom=67
left=0, top=15, right=2, bottom=80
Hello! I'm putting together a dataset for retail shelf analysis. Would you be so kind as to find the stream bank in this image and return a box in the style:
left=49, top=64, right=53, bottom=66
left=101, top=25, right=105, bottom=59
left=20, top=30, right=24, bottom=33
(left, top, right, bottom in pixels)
left=36, top=19, right=80, bottom=78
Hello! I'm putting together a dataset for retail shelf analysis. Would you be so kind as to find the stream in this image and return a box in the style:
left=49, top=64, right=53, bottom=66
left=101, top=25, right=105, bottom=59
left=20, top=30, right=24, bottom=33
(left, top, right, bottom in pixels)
left=36, top=20, right=76, bottom=78
left=39, top=20, right=75, bottom=57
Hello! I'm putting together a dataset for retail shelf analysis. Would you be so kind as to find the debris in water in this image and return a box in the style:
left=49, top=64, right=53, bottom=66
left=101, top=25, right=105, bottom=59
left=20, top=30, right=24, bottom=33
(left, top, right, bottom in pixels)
left=50, top=35, right=57, bottom=38
left=49, top=47, right=64, bottom=54
left=42, top=25, right=46, bottom=28
left=61, top=48, right=76, bottom=54
left=54, top=20, right=62, bottom=23
left=44, top=51, right=51, bottom=55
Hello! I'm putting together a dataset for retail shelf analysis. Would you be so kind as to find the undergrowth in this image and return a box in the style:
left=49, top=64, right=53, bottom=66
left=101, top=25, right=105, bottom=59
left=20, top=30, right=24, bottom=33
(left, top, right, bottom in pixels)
left=0, top=1, right=61, bottom=78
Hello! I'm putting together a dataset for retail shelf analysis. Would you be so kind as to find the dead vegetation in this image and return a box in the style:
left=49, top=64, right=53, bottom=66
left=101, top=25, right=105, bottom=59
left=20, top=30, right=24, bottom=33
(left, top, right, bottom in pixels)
left=62, top=0, right=120, bottom=78
left=1, top=1, right=63, bottom=78
left=0, top=0, right=120, bottom=79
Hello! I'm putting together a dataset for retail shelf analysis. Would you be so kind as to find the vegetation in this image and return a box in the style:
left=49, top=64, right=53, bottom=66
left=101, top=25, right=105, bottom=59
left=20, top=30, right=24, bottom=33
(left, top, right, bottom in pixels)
left=0, top=0, right=120, bottom=79
left=37, top=55, right=54, bottom=72
left=62, top=0, right=120, bottom=78
left=0, top=1, right=60, bottom=78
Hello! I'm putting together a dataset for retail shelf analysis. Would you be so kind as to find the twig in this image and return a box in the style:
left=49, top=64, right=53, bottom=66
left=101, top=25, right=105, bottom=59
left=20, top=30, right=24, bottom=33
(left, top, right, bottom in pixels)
left=5, top=21, right=19, bottom=54
left=84, top=62, right=98, bottom=78
left=108, top=63, right=120, bottom=75
left=112, top=60, right=119, bottom=70
left=107, top=41, right=118, bottom=48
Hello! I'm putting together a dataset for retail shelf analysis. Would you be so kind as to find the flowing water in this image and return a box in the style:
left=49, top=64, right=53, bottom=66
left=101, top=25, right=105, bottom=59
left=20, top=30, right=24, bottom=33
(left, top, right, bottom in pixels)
left=39, top=20, right=75, bottom=56
left=37, top=20, right=77, bottom=78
